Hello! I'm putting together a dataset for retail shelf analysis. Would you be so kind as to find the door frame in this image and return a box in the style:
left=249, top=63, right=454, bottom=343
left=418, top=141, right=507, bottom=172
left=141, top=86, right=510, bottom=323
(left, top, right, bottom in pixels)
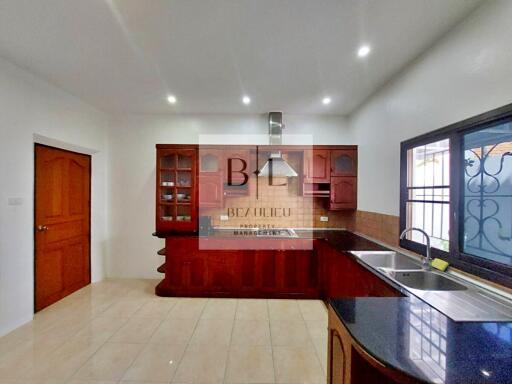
left=33, top=143, right=92, bottom=312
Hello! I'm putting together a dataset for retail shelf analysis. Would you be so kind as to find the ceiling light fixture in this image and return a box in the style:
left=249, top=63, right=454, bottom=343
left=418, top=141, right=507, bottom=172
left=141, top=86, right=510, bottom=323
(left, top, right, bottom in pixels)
left=242, top=95, right=251, bottom=105
left=322, top=97, right=332, bottom=105
left=167, top=95, right=177, bottom=104
left=357, top=45, right=371, bottom=58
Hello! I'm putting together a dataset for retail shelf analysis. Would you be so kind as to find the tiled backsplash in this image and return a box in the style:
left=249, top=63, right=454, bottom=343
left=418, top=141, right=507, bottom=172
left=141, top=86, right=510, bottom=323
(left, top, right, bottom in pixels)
left=200, top=176, right=355, bottom=229
left=352, top=210, right=400, bottom=247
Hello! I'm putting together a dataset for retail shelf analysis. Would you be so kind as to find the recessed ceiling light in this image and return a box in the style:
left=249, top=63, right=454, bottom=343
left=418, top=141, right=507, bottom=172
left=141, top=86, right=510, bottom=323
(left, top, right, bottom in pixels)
left=357, top=45, right=371, bottom=58
left=167, top=95, right=177, bottom=104
left=322, top=97, right=332, bottom=105
left=242, top=95, right=251, bottom=105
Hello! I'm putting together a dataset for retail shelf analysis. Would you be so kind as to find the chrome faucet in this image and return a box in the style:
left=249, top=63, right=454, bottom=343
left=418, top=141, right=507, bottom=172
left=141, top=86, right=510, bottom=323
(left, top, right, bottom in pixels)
left=400, top=227, right=432, bottom=270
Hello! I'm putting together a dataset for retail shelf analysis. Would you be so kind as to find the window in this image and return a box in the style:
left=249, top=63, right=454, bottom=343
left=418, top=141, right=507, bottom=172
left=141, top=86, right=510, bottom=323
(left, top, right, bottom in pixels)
left=400, top=104, right=512, bottom=287
left=405, top=139, right=450, bottom=251
left=462, top=122, right=512, bottom=266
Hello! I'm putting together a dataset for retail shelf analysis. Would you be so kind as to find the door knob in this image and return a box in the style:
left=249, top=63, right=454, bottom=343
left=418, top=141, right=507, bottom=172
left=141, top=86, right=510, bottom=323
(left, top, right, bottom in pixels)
left=37, top=225, right=48, bottom=232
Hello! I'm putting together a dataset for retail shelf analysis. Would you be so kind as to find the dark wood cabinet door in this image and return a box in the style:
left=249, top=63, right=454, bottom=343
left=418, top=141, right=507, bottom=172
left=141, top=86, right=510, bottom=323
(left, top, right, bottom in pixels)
left=304, top=149, right=330, bottom=183
left=206, top=252, right=240, bottom=293
left=199, top=174, right=223, bottom=208
left=330, top=177, right=357, bottom=210
left=223, top=148, right=251, bottom=197
left=331, top=149, right=357, bottom=177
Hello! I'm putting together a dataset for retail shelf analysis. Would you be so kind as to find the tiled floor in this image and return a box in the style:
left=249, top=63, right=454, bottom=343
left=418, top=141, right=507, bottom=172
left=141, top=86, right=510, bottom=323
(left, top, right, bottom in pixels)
left=0, top=279, right=328, bottom=384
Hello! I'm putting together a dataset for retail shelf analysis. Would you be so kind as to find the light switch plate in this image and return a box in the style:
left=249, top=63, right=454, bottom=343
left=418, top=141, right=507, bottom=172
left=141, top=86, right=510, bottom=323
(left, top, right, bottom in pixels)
left=220, top=215, right=229, bottom=221
left=320, top=216, right=329, bottom=222
left=8, top=197, right=24, bottom=206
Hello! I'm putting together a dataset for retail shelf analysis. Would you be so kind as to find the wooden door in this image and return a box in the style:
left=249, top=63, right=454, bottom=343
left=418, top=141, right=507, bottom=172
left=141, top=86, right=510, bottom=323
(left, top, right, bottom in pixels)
left=303, top=149, right=330, bottom=183
left=35, top=145, right=91, bottom=311
left=330, top=177, right=357, bottom=210
left=331, top=149, right=357, bottom=176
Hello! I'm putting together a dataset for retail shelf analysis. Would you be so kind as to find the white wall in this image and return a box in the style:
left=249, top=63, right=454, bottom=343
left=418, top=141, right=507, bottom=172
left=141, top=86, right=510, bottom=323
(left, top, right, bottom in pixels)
left=107, top=114, right=352, bottom=278
left=349, top=0, right=512, bottom=216
left=0, top=57, right=109, bottom=336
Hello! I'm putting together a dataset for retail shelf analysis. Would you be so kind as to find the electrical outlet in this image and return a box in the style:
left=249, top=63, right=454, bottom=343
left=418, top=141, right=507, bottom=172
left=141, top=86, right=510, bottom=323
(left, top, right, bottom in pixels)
left=320, top=216, right=329, bottom=222
left=220, top=215, right=229, bottom=221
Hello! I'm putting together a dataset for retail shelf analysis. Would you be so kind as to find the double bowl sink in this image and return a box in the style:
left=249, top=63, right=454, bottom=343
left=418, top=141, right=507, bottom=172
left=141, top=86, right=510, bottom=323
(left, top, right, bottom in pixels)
left=351, top=251, right=467, bottom=291
left=350, top=250, right=512, bottom=321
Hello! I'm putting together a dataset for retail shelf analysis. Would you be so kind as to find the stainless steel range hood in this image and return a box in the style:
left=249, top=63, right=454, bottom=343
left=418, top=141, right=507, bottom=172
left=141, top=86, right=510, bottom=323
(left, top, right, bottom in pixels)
left=258, top=112, right=298, bottom=178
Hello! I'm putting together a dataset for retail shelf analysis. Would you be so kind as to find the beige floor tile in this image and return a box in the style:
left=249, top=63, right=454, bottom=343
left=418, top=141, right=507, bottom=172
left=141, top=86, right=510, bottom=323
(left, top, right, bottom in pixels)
left=99, top=299, right=147, bottom=318
left=2, top=280, right=331, bottom=384
left=298, top=301, right=328, bottom=321
left=72, top=343, right=143, bottom=381
left=231, top=320, right=271, bottom=346
left=122, top=343, right=187, bottom=382
left=270, top=320, right=312, bottom=347
left=189, top=318, right=234, bottom=346
left=109, top=317, right=162, bottom=343
left=132, top=298, right=177, bottom=319
left=305, top=320, right=328, bottom=341
left=236, top=299, right=269, bottom=320
left=27, top=339, right=103, bottom=380
left=0, top=380, right=68, bottom=384
left=312, top=337, right=328, bottom=375
left=168, top=298, right=208, bottom=320
left=68, top=381, right=117, bottom=384
left=172, top=344, right=228, bottom=384
left=72, top=316, right=129, bottom=344
left=268, top=300, right=302, bottom=321
left=273, top=346, right=325, bottom=383
left=149, top=317, right=199, bottom=345
left=200, top=299, right=237, bottom=320
left=0, top=338, right=63, bottom=379
left=225, top=345, right=274, bottom=383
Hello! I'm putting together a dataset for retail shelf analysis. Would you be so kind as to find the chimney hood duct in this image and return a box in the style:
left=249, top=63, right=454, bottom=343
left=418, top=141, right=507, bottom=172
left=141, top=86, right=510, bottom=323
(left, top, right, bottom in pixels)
left=258, top=112, right=298, bottom=178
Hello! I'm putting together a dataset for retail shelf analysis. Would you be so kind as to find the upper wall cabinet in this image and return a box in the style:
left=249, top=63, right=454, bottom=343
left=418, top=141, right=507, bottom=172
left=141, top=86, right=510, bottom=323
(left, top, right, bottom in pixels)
left=199, top=149, right=222, bottom=173
left=304, top=149, right=330, bottom=183
left=156, top=146, right=198, bottom=232
left=331, top=149, right=357, bottom=177
left=330, top=176, right=357, bottom=210
left=222, top=148, right=252, bottom=197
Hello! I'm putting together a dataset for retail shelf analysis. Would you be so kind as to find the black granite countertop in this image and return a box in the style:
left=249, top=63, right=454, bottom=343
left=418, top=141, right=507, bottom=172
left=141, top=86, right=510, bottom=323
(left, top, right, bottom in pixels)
left=330, top=297, right=512, bottom=384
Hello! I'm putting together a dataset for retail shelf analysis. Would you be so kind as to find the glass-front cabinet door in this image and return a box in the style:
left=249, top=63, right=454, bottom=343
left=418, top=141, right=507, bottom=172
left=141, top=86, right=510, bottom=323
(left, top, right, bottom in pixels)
left=156, top=147, right=197, bottom=232
left=331, top=149, right=357, bottom=176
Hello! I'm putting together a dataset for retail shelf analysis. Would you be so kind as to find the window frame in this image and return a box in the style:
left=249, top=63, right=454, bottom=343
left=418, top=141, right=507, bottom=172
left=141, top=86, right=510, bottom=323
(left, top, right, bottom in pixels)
left=400, top=103, right=512, bottom=288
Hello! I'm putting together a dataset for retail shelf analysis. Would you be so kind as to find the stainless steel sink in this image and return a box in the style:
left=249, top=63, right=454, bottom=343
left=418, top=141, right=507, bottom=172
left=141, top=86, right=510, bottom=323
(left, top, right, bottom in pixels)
left=350, top=251, right=421, bottom=270
left=390, top=271, right=468, bottom=291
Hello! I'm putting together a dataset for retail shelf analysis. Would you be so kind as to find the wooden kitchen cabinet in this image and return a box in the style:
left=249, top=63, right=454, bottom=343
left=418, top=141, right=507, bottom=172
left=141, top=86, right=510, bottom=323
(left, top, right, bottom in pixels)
left=157, top=237, right=320, bottom=298
left=198, top=173, right=223, bottom=208
left=331, top=149, right=357, bottom=176
left=223, top=147, right=252, bottom=197
left=324, top=247, right=402, bottom=298
left=304, top=149, right=330, bottom=183
left=199, top=148, right=222, bottom=173
left=328, top=305, right=418, bottom=384
left=330, top=176, right=357, bottom=210
left=156, top=146, right=197, bottom=232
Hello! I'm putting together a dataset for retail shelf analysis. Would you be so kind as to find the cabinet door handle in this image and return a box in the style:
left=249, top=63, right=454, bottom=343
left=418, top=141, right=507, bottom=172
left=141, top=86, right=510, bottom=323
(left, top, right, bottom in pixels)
left=36, top=225, right=48, bottom=232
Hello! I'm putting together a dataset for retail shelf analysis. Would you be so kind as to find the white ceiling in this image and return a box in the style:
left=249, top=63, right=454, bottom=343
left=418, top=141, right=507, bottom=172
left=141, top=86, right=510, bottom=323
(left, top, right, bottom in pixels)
left=0, top=0, right=483, bottom=115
